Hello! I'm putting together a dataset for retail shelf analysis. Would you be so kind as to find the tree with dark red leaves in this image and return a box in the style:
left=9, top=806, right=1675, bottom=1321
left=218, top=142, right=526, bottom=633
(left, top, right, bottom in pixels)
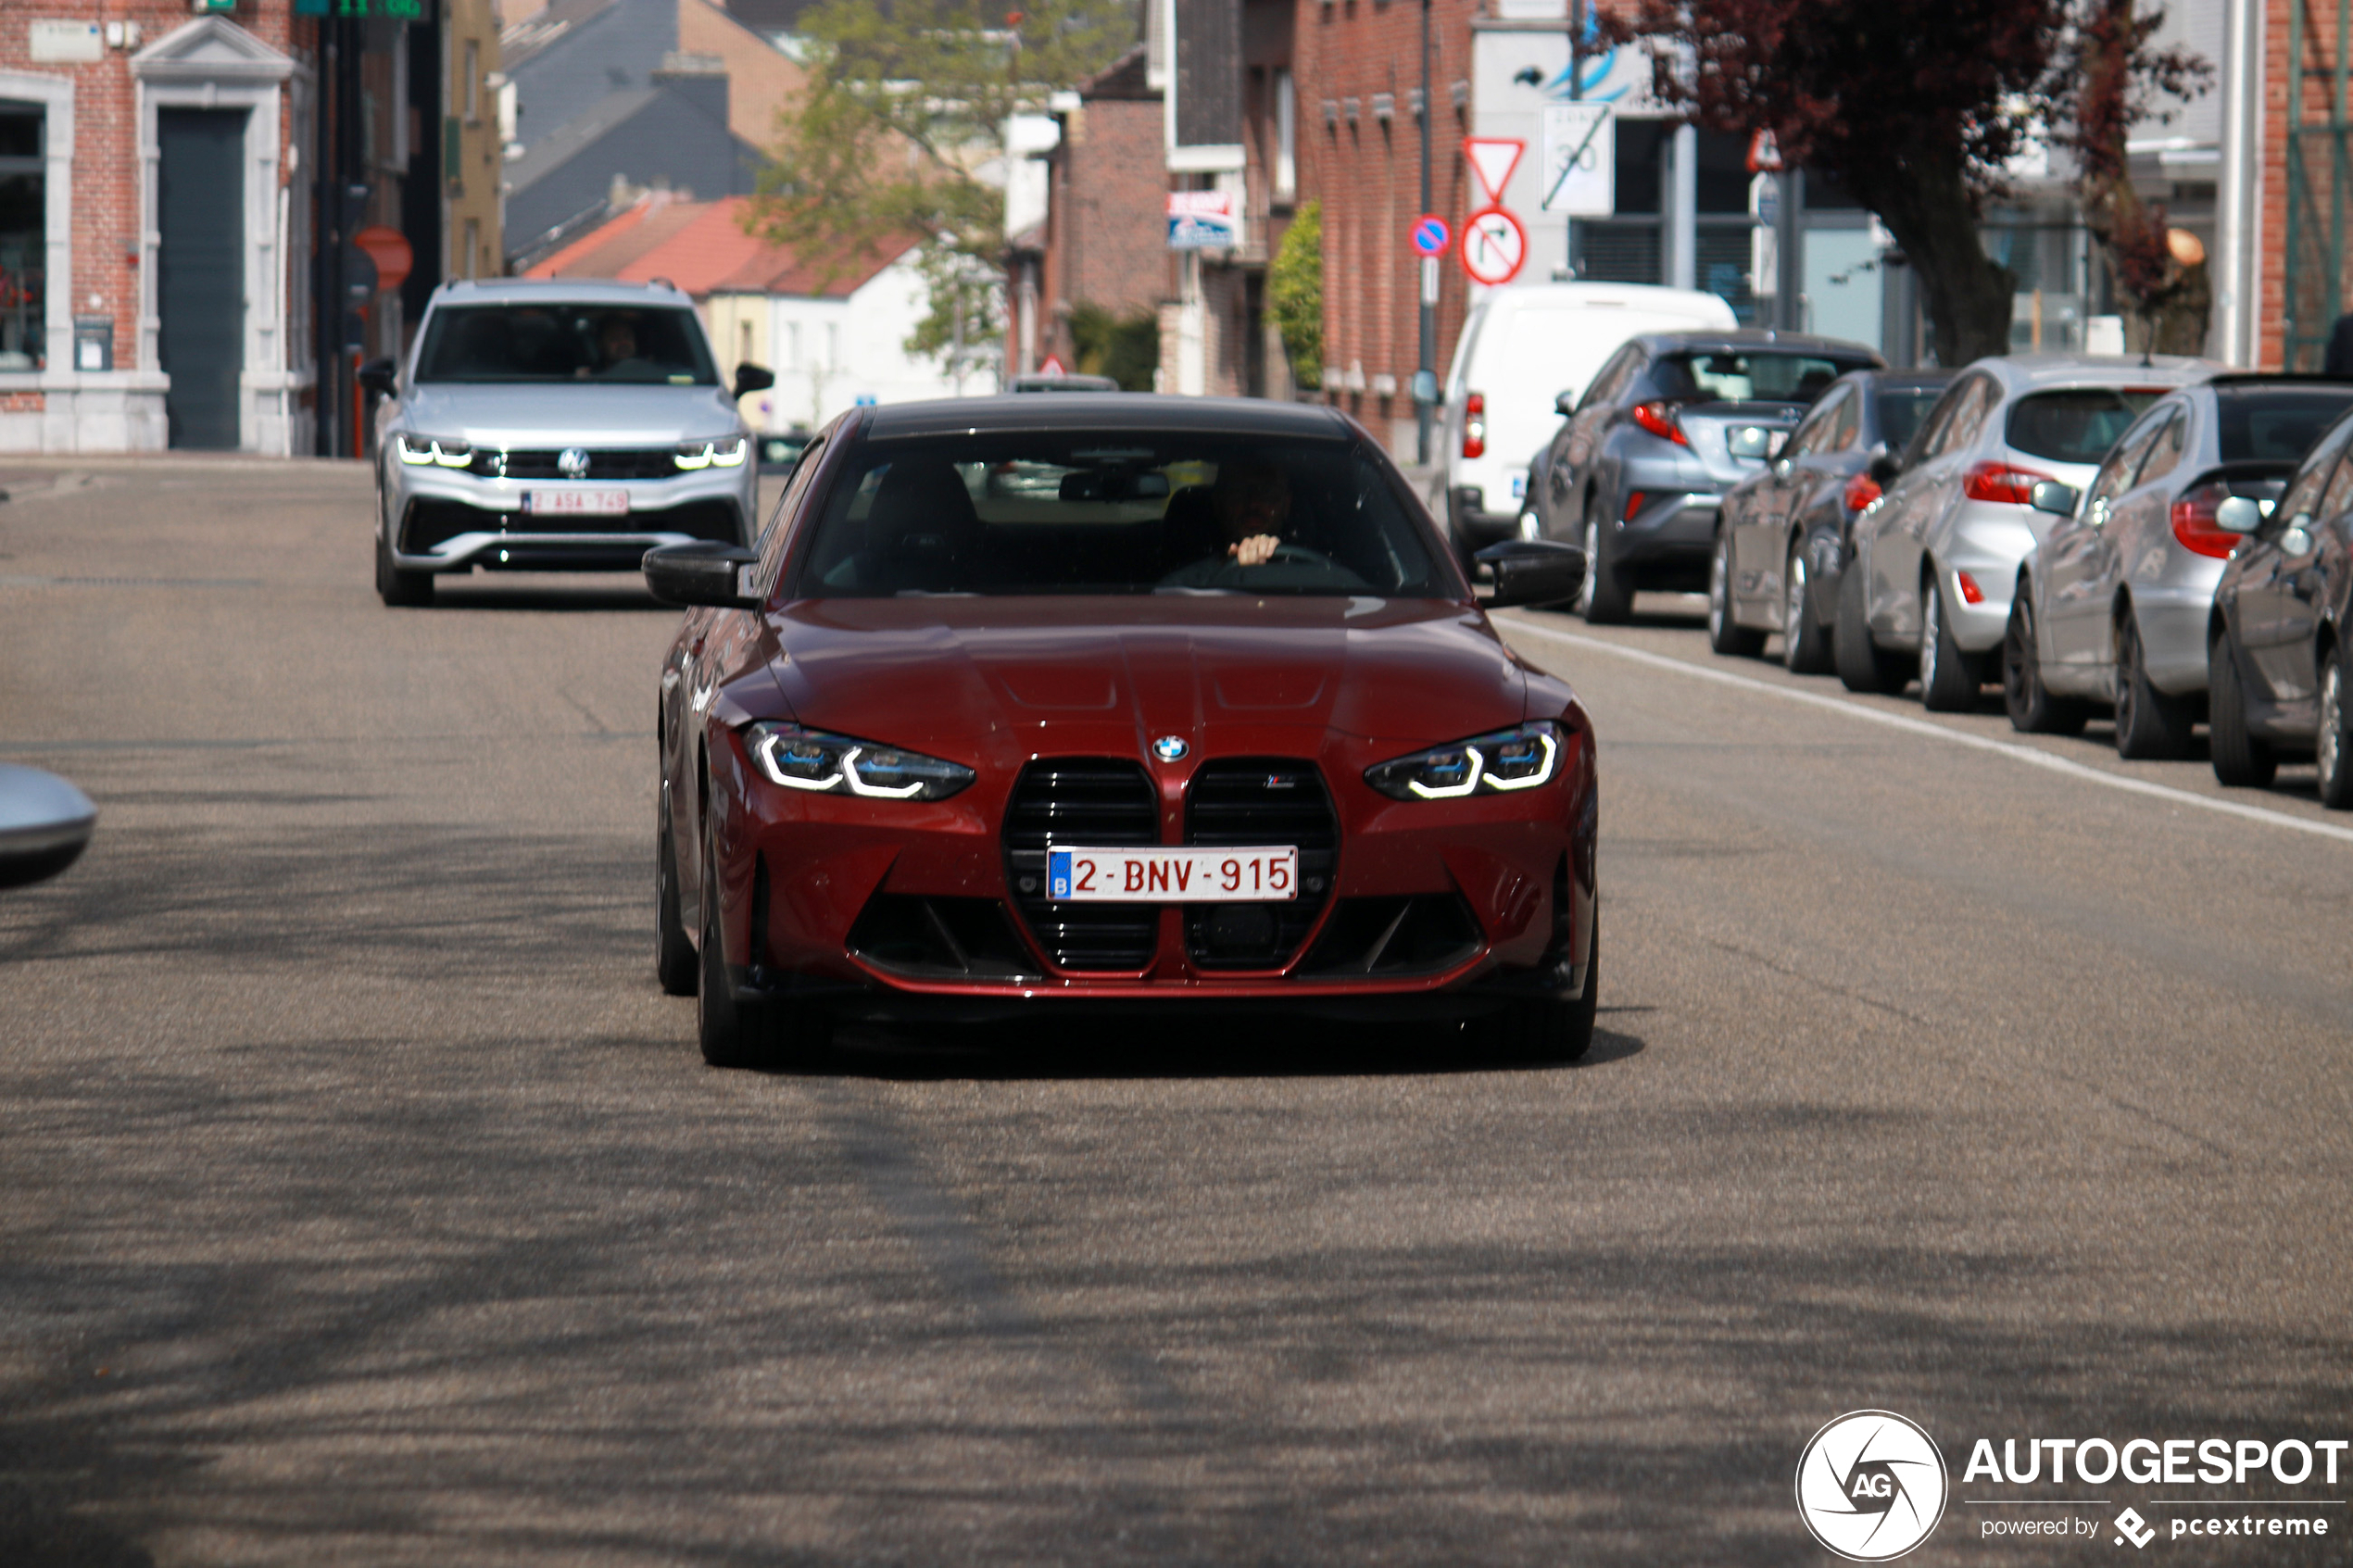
left=1606, top=0, right=2206, bottom=365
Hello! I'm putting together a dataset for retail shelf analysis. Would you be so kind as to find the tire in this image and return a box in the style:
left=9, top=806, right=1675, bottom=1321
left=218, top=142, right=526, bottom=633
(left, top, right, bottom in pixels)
left=2208, top=634, right=2277, bottom=788
left=1475, top=911, right=1598, bottom=1063
left=1706, top=529, right=1767, bottom=657
left=1918, top=578, right=1979, bottom=712
left=1835, top=557, right=1909, bottom=695
left=1578, top=499, right=1634, bottom=624
left=374, top=513, right=434, bottom=607
left=2002, top=593, right=2089, bottom=735
left=2113, top=611, right=2196, bottom=760
left=2319, top=650, right=2353, bottom=809
left=1782, top=543, right=1834, bottom=674
left=697, top=826, right=830, bottom=1070
left=655, top=784, right=698, bottom=997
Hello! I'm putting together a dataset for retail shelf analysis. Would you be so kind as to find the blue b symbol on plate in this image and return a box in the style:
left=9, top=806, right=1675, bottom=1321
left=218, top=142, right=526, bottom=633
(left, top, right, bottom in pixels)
left=1047, top=850, right=1072, bottom=899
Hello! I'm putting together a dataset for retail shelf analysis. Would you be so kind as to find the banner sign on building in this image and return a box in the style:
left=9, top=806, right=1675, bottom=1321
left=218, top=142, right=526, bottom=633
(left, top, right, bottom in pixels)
left=1167, top=191, right=1239, bottom=250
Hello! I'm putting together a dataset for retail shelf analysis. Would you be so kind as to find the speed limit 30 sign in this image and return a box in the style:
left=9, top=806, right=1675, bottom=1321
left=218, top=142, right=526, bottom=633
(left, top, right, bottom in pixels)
left=1458, top=207, right=1529, bottom=286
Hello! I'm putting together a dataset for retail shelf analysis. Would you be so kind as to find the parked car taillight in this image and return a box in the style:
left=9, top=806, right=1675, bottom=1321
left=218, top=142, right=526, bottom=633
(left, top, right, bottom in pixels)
left=1961, top=461, right=2054, bottom=505
left=1631, top=400, right=1688, bottom=445
left=1842, top=472, right=1881, bottom=513
left=1463, top=393, right=1486, bottom=459
left=2171, top=482, right=2244, bottom=560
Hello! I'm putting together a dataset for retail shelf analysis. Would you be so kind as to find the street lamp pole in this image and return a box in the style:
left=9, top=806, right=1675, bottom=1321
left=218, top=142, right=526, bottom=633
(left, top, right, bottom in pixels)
left=1416, top=0, right=1433, bottom=465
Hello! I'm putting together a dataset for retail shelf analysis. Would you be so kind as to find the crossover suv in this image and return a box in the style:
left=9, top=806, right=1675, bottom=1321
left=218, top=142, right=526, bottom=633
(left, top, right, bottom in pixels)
left=1712, top=368, right=1955, bottom=670
left=2003, top=377, right=2353, bottom=754
left=2207, top=401, right=2353, bottom=804
left=1838, top=354, right=2220, bottom=709
left=639, top=395, right=1601, bottom=1069
left=1531, top=331, right=1882, bottom=622
left=367, top=279, right=773, bottom=606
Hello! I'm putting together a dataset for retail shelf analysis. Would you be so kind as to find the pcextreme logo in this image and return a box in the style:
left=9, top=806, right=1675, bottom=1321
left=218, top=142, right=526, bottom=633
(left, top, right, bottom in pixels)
left=1796, top=1411, right=1951, bottom=1562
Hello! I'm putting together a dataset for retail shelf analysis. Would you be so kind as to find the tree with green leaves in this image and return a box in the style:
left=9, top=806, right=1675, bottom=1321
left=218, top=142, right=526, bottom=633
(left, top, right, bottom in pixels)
left=752, top=0, right=1138, bottom=374
left=1268, top=200, right=1321, bottom=391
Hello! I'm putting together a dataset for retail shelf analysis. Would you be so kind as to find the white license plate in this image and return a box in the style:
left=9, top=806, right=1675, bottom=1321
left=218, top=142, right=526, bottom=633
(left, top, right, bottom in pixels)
left=1047, top=846, right=1297, bottom=902
left=522, top=488, right=630, bottom=516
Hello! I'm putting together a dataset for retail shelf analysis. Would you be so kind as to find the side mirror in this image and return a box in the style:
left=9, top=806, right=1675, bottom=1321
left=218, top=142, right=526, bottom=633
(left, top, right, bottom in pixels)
left=2214, top=495, right=2263, bottom=534
left=734, top=362, right=775, bottom=398
left=2028, top=481, right=2079, bottom=517
left=1868, top=450, right=1903, bottom=487
left=357, top=357, right=397, bottom=398
left=643, top=541, right=762, bottom=608
left=1554, top=390, right=1577, bottom=417
left=1475, top=538, right=1588, bottom=608
left=0, top=765, right=96, bottom=890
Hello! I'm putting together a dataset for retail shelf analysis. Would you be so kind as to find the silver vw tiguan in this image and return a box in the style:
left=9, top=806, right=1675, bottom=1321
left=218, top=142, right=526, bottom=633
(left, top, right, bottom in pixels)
left=368, top=279, right=770, bottom=606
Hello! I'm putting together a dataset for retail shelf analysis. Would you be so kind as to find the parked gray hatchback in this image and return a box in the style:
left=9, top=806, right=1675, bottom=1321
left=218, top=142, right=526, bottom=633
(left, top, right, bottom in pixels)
left=365, top=279, right=773, bottom=606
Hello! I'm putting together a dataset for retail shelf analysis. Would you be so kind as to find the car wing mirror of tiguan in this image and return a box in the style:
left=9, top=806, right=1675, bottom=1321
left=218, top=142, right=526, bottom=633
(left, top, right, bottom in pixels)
left=643, top=541, right=763, bottom=609
left=357, top=358, right=397, bottom=399
left=1476, top=539, right=1588, bottom=608
left=734, top=362, right=775, bottom=398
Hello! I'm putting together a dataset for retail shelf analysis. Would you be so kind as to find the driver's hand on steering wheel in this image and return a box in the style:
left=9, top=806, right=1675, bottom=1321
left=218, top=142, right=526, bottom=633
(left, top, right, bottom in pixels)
left=1228, top=533, right=1280, bottom=567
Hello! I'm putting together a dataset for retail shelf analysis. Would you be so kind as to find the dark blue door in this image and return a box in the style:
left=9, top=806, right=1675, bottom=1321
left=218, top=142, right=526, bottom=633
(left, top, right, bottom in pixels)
left=158, top=108, right=245, bottom=450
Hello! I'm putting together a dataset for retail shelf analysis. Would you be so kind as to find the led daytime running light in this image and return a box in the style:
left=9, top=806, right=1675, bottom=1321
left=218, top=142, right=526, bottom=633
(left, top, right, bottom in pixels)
left=397, top=433, right=474, bottom=468
left=1366, top=722, right=1565, bottom=800
left=748, top=723, right=974, bottom=801
left=675, top=437, right=748, bottom=471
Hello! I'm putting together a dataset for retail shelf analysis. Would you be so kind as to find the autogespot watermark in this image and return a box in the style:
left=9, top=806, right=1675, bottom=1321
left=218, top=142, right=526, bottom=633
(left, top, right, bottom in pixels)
left=1795, top=1413, right=2347, bottom=1556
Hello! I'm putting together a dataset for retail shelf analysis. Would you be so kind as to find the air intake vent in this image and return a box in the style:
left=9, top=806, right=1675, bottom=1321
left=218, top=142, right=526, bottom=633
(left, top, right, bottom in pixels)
left=1003, top=759, right=1161, bottom=971
left=1182, top=759, right=1337, bottom=969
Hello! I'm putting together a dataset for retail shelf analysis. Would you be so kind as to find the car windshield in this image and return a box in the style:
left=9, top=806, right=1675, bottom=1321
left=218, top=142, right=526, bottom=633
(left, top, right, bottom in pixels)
left=1655, top=352, right=1873, bottom=405
left=2006, top=387, right=2169, bottom=465
left=1876, top=388, right=1945, bottom=451
left=2215, top=388, right=2353, bottom=463
left=793, top=433, right=1448, bottom=598
left=414, top=304, right=719, bottom=385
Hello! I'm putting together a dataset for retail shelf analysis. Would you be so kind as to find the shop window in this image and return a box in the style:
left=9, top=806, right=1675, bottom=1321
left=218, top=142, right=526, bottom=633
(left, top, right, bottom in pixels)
left=0, top=106, right=43, bottom=371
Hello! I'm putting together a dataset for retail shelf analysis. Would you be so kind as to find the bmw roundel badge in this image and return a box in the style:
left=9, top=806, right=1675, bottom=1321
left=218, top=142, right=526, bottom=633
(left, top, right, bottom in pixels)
left=1152, top=735, right=1189, bottom=762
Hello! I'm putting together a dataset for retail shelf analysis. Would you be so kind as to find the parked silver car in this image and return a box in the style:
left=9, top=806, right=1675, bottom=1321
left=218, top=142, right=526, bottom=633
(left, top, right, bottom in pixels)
left=366, top=279, right=772, bottom=607
left=1837, top=354, right=2221, bottom=709
left=2002, top=377, right=2353, bottom=753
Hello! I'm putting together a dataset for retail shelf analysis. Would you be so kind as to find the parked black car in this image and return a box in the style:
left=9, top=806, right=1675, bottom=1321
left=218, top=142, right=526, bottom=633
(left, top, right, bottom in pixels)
left=1710, top=369, right=1956, bottom=669
left=2208, top=401, right=2353, bottom=805
left=1531, top=331, right=1883, bottom=623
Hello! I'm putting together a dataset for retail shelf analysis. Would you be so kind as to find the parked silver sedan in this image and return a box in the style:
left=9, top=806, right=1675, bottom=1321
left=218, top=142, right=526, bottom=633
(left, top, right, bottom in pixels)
left=1838, top=354, right=2221, bottom=709
left=365, top=279, right=773, bottom=607
left=2003, top=377, right=2353, bottom=753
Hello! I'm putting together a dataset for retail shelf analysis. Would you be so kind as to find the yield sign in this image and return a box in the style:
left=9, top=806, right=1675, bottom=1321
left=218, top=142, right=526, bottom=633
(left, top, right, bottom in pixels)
left=1463, top=138, right=1526, bottom=207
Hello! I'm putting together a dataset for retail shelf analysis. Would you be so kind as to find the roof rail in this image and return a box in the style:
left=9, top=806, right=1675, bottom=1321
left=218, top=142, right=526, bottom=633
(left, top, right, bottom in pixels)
left=646, top=276, right=681, bottom=293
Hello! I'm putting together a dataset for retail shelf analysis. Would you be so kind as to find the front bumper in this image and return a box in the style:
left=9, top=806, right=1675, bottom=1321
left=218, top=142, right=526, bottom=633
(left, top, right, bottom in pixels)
left=384, top=463, right=754, bottom=572
left=701, top=727, right=1599, bottom=1016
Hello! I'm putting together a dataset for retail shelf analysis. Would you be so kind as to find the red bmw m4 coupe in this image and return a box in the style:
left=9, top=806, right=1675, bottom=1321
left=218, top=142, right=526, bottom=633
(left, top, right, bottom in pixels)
left=644, top=395, right=1599, bottom=1068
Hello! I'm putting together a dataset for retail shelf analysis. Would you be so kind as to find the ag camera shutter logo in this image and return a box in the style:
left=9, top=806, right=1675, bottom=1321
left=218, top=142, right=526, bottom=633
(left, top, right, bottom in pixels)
left=1795, top=1410, right=1949, bottom=1561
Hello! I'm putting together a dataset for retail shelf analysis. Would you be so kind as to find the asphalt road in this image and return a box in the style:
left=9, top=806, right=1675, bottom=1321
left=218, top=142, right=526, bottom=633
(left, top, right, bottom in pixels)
left=2, top=459, right=2347, bottom=1567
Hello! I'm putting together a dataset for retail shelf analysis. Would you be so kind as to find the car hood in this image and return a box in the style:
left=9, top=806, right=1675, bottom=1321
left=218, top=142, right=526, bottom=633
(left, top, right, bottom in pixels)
left=398, top=383, right=745, bottom=446
left=764, top=596, right=1531, bottom=764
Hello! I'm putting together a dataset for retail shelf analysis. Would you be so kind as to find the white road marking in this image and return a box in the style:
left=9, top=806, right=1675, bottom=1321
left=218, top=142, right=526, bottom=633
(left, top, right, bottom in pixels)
left=1497, top=613, right=2353, bottom=850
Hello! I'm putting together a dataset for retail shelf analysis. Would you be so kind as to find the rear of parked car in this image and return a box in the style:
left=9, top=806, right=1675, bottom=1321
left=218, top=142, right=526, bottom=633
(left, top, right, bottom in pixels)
left=1435, top=283, right=1737, bottom=565
left=1840, top=355, right=2221, bottom=709
left=2006, top=378, right=2353, bottom=755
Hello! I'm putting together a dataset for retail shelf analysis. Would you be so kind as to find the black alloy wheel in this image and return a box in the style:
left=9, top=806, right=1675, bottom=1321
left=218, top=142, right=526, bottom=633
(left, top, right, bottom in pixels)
left=1706, top=529, right=1768, bottom=658
left=1579, top=497, right=1634, bottom=624
left=697, top=820, right=830, bottom=1070
left=2207, top=634, right=2277, bottom=788
left=1474, top=911, right=1598, bottom=1063
left=374, top=492, right=434, bottom=608
left=1782, top=541, right=1834, bottom=674
left=2113, top=611, right=2197, bottom=760
left=2319, top=650, right=2353, bottom=809
left=2002, top=593, right=2089, bottom=735
left=1834, top=556, right=1910, bottom=695
left=1918, top=580, right=1979, bottom=713
left=655, top=782, right=698, bottom=997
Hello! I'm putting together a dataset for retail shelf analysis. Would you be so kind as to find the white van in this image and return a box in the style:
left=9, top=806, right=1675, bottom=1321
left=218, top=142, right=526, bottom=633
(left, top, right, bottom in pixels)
left=1434, top=282, right=1738, bottom=562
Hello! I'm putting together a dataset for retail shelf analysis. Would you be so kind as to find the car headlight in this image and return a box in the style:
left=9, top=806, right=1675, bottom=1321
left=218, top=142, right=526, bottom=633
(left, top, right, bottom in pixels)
left=747, top=722, right=975, bottom=800
left=676, top=436, right=748, bottom=470
left=396, top=433, right=474, bottom=468
left=1365, top=721, right=1563, bottom=799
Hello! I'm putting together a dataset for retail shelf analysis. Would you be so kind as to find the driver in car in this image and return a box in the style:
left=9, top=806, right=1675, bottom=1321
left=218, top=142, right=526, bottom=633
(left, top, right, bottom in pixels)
left=1213, top=458, right=1290, bottom=566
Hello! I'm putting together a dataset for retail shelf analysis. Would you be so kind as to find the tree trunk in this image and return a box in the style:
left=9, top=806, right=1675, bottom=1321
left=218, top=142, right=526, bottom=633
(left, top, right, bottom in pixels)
left=1859, top=157, right=2016, bottom=366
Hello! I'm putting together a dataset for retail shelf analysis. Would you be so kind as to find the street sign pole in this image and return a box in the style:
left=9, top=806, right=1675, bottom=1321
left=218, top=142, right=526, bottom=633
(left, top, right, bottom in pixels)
left=1567, top=0, right=1583, bottom=276
left=1416, top=0, right=1433, bottom=463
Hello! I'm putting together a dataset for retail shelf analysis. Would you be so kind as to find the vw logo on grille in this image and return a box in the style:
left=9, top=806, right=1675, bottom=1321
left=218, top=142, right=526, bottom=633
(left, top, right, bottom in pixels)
left=558, top=446, right=590, bottom=478
left=1151, top=735, right=1189, bottom=762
